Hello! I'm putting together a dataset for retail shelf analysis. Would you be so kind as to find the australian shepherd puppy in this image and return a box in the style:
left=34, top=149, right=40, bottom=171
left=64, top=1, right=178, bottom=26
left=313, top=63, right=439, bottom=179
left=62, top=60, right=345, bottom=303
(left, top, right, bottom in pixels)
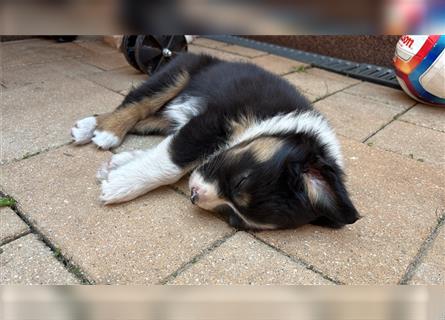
left=71, top=52, right=359, bottom=230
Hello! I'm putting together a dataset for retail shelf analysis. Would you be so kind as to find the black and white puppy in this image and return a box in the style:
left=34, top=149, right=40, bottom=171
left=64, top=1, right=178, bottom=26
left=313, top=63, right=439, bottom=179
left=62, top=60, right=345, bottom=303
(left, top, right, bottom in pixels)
left=71, top=52, right=359, bottom=230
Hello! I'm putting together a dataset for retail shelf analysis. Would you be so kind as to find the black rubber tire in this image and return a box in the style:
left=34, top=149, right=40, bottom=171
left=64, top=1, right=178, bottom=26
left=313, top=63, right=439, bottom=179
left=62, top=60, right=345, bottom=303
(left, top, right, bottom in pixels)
left=121, top=35, right=142, bottom=72
left=134, top=35, right=188, bottom=75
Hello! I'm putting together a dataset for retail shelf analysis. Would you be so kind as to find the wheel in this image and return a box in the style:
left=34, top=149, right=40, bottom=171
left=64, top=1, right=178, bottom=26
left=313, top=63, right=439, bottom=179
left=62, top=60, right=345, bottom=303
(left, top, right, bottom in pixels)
left=121, top=35, right=142, bottom=71
left=134, top=35, right=188, bottom=75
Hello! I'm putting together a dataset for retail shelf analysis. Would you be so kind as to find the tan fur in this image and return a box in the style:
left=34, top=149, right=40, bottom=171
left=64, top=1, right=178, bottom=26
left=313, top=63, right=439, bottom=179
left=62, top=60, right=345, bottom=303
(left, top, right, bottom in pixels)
left=229, top=114, right=255, bottom=141
left=303, top=174, right=332, bottom=208
left=230, top=137, right=283, bottom=162
left=249, top=137, right=284, bottom=162
left=235, top=192, right=251, bottom=207
left=96, top=71, right=189, bottom=140
left=131, top=117, right=171, bottom=134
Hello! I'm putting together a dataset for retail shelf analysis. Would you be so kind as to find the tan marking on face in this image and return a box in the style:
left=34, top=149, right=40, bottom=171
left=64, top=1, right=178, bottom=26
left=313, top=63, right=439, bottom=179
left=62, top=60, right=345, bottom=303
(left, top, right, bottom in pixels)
left=95, top=71, right=189, bottom=140
left=235, top=192, right=251, bottom=207
left=229, top=137, right=283, bottom=162
left=249, top=137, right=284, bottom=162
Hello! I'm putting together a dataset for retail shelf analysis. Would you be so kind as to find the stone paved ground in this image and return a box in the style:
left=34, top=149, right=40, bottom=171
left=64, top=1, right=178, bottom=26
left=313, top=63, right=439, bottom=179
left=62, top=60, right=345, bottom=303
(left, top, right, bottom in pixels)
left=1, top=37, right=444, bottom=284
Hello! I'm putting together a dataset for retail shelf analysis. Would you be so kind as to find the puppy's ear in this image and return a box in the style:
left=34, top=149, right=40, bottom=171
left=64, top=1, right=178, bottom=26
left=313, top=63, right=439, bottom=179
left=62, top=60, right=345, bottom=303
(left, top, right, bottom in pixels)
left=288, top=149, right=360, bottom=227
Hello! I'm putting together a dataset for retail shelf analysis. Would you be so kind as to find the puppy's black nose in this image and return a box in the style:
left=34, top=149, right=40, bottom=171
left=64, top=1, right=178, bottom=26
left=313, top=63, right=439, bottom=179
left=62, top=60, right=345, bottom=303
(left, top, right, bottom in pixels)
left=190, top=187, right=199, bottom=204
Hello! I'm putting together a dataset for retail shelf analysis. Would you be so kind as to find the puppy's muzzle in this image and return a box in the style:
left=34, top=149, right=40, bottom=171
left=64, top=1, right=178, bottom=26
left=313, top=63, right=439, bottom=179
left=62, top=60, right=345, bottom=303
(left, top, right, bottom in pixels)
left=190, top=187, right=199, bottom=204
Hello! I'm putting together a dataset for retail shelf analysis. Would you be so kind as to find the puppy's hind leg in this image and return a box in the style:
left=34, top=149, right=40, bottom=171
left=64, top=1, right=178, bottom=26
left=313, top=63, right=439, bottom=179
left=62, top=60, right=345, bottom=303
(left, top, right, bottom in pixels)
left=99, top=135, right=187, bottom=204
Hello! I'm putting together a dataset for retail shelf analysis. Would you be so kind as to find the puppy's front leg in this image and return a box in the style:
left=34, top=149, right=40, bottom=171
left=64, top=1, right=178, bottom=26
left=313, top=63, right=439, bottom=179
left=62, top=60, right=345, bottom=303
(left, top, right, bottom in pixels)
left=99, top=136, right=185, bottom=204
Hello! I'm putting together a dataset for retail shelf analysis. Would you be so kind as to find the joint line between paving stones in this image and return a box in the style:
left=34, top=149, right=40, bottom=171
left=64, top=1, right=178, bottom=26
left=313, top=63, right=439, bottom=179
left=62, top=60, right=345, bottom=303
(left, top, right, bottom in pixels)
left=280, top=66, right=314, bottom=77
left=397, top=118, right=445, bottom=134
left=362, top=103, right=418, bottom=143
left=0, top=230, right=32, bottom=247
left=3, top=142, right=73, bottom=166
left=399, top=208, right=445, bottom=284
left=249, top=233, right=344, bottom=284
left=0, top=191, right=93, bottom=284
left=312, top=81, right=362, bottom=104
left=158, top=231, right=237, bottom=284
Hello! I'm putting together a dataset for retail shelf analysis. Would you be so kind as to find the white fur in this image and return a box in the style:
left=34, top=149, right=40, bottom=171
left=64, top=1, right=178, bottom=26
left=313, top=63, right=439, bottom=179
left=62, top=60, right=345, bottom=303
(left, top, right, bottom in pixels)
left=92, top=130, right=120, bottom=149
left=71, top=116, right=96, bottom=144
left=189, top=171, right=277, bottom=230
left=100, top=136, right=185, bottom=204
left=189, top=171, right=226, bottom=210
left=231, top=110, right=344, bottom=168
left=96, top=150, right=145, bottom=181
left=163, top=95, right=204, bottom=129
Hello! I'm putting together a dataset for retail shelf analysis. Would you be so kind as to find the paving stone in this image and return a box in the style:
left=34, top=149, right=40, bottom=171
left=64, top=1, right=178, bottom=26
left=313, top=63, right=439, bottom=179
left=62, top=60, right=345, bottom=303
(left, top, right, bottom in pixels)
left=188, top=45, right=248, bottom=62
left=0, top=234, right=79, bottom=284
left=314, top=92, right=404, bottom=141
left=284, top=68, right=360, bottom=100
left=2, top=59, right=103, bottom=89
left=1, top=78, right=123, bottom=164
left=75, top=39, right=119, bottom=54
left=77, top=52, right=129, bottom=71
left=114, top=135, right=165, bottom=153
left=170, top=232, right=331, bottom=284
left=251, top=55, right=308, bottom=75
left=409, top=226, right=445, bottom=284
left=220, top=45, right=266, bottom=58
left=85, top=66, right=147, bottom=93
left=1, top=145, right=233, bottom=284
left=399, top=103, right=445, bottom=132
left=344, top=82, right=416, bottom=110
left=368, top=120, right=445, bottom=164
left=193, top=38, right=230, bottom=49
left=0, top=207, right=29, bottom=245
left=256, top=137, right=445, bottom=284
left=1, top=40, right=91, bottom=68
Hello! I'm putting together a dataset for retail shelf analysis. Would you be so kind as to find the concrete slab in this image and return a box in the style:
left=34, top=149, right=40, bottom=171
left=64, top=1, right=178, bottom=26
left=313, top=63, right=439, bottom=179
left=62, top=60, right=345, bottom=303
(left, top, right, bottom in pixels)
left=344, top=82, right=416, bottom=110
left=1, top=78, right=123, bottom=164
left=1, top=40, right=91, bottom=69
left=220, top=45, right=266, bottom=58
left=0, top=234, right=79, bottom=284
left=2, top=59, right=103, bottom=90
left=409, top=226, right=445, bottom=284
left=368, top=120, right=445, bottom=164
left=314, top=92, right=404, bottom=141
left=0, top=207, right=29, bottom=245
left=77, top=52, right=129, bottom=71
left=1, top=145, right=233, bottom=284
left=170, top=232, right=331, bottom=284
left=399, top=103, right=445, bottom=132
left=85, top=66, right=147, bottom=93
left=251, top=55, right=307, bottom=75
left=188, top=45, right=248, bottom=62
left=255, top=138, right=445, bottom=284
left=192, top=38, right=230, bottom=49
left=75, top=39, right=118, bottom=54
left=284, top=68, right=360, bottom=100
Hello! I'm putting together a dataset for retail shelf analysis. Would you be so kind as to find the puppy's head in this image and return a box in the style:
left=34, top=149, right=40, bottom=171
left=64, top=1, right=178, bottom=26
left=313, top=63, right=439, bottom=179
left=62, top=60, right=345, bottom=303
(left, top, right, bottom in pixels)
left=189, top=135, right=360, bottom=230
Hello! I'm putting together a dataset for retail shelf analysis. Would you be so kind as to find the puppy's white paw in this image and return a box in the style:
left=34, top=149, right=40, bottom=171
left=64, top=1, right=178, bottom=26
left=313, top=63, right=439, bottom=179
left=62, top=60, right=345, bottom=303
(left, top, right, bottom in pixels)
left=96, top=150, right=145, bottom=182
left=99, top=166, right=147, bottom=204
left=92, top=130, right=120, bottom=149
left=71, top=116, right=96, bottom=144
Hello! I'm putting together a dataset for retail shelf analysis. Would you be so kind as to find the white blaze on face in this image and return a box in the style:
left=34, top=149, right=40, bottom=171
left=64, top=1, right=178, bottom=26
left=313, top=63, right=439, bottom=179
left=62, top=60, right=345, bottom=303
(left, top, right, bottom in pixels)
left=188, top=171, right=227, bottom=211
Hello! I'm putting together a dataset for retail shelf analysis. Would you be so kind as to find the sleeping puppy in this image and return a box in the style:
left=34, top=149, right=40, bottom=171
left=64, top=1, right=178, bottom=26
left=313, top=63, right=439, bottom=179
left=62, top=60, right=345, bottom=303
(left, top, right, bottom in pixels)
left=71, top=52, right=359, bottom=230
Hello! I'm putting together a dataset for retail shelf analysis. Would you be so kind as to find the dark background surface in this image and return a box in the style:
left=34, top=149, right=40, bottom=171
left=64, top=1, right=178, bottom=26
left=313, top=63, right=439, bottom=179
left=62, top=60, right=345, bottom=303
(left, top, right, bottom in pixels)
left=246, top=36, right=400, bottom=68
